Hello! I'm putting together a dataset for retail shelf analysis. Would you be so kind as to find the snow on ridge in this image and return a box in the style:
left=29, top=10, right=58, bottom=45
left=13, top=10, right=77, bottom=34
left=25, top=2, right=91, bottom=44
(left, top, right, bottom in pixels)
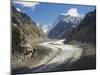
left=48, top=8, right=85, bottom=34
left=16, top=8, right=21, bottom=12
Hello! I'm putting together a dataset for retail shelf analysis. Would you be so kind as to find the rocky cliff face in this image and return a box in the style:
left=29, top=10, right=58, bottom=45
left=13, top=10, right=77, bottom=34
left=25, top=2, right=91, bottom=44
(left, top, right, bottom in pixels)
left=12, top=6, right=51, bottom=71
left=12, top=6, right=46, bottom=47
left=12, top=5, right=47, bottom=61
left=48, top=14, right=83, bottom=39
left=65, top=10, right=96, bottom=44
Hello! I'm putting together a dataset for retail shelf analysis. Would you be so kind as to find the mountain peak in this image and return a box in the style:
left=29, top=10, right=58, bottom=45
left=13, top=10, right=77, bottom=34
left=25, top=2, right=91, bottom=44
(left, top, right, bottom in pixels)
left=48, top=12, right=84, bottom=39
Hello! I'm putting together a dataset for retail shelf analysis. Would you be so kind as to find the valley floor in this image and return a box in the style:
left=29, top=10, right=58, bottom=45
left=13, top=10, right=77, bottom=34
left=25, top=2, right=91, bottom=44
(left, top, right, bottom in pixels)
left=12, top=39, right=96, bottom=74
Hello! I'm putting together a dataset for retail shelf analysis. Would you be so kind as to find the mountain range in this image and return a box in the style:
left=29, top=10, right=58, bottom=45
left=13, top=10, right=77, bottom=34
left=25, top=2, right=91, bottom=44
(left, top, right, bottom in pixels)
left=48, top=14, right=84, bottom=39
left=64, top=9, right=96, bottom=44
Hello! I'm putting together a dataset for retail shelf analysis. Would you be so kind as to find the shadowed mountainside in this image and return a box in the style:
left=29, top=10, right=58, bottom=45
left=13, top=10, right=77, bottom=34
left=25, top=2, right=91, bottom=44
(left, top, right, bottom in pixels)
left=48, top=14, right=83, bottom=39
left=64, top=10, right=96, bottom=44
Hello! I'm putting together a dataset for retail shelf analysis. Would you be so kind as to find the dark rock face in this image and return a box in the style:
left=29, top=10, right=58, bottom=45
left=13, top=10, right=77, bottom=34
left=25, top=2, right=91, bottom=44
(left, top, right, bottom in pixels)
left=48, top=14, right=83, bottom=39
left=65, top=10, right=96, bottom=44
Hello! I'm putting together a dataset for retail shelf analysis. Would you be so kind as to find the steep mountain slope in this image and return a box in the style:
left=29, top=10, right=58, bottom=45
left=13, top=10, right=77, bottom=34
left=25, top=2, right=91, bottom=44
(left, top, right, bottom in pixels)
left=12, top=6, right=52, bottom=72
left=63, top=10, right=96, bottom=70
left=48, top=14, right=83, bottom=39
left=65, top=10, right=96, bottom=44
left=12, top=6, right=46, bottom=47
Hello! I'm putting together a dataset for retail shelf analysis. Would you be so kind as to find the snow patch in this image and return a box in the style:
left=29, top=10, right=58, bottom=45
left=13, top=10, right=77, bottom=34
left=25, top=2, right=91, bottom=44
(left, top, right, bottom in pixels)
left=16, top=8, right=21, bottom=12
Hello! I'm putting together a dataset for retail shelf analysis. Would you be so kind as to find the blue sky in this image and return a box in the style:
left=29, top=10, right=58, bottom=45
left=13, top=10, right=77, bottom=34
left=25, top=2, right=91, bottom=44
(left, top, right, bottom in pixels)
left=12, top=1, right=96, bottom=28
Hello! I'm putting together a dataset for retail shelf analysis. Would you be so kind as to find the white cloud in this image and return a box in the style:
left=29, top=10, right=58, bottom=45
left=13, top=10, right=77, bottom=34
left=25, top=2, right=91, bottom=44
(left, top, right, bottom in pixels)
left=67, top=8, right=79, bottom=17
left=13, top=1, right=39, bottom=7
left=13, top=1, right=39, bottom=12
left=62, top=8, right=83, bottom=17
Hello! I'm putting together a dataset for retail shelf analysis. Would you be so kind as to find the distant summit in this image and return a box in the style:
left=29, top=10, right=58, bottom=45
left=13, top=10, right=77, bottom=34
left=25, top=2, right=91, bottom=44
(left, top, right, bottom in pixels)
left=64, top=9, right=96, bottom=44
left=48, top=13, right=84, bottom=39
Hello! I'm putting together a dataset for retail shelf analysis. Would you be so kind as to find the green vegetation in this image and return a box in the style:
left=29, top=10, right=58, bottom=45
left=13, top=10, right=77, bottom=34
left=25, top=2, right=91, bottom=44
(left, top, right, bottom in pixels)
left=12, top=26, right=21, bottom=53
